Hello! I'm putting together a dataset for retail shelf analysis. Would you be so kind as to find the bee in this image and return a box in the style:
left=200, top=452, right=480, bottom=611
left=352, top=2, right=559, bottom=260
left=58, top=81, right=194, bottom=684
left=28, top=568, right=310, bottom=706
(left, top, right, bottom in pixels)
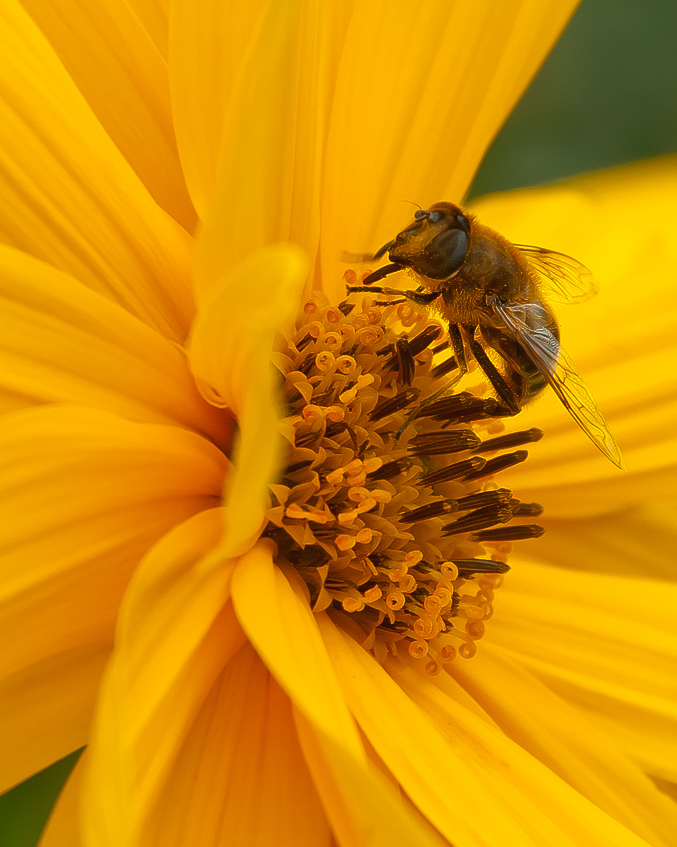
left=346, top=201, right=624, bottom=469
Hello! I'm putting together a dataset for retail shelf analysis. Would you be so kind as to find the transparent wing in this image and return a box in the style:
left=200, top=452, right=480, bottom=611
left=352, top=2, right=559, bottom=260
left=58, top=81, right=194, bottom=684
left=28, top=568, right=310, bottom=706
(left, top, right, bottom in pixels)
left=489, top=296, right=624, bottom=469
left=516, top=244, right=597, bottom=303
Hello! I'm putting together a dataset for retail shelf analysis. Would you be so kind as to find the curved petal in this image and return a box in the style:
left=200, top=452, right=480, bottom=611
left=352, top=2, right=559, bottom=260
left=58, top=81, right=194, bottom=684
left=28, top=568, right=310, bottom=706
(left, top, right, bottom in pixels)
left=0, top=246, right=229, bottom=445
left=443, top=648, right=677, bottom=847
left=22, top=0, right=196, bottom=230
left=471, top=156, right=677, bottom=515
left=0, top=405, right=227, bottom=767
left=140, top=645, right=330, bottom=847
left=81, top=508, right=244, bottom=846
left=488, top=560, right=677, bottom=782
left=321, top=618, right=653, bottom=847
left=0, top=0, right=194, bottom=341
left=183, top=0, right=332, bottom=299
left=231, top=543, right=445, bottom=847
left=188, top=243, right=308, bottom=557
left=0, top=645, right=106, bottom=794
left=320, top=0, right=580, bottom=300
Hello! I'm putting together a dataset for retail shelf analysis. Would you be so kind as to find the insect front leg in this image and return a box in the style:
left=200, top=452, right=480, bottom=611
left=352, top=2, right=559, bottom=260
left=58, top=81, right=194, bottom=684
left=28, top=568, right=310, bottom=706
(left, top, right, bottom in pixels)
left=346, top=285, right=442, bottom=307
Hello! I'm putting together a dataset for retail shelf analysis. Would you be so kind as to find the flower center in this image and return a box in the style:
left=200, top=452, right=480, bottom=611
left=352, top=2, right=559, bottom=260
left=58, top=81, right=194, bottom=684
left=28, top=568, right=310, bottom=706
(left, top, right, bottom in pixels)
left=264, top=278, right=544, bottom=673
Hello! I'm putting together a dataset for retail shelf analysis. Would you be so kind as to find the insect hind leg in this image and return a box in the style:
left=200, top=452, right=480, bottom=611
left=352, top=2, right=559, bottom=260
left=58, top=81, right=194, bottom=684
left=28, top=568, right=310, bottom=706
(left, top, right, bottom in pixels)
left=464, top=327, right=520, bottom=414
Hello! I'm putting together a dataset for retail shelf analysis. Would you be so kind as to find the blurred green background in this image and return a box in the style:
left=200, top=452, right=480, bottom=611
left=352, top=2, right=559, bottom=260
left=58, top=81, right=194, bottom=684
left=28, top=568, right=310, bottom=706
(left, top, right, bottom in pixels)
left=469, top=0, right=677, bottom=199
left=2, top=1, right=676, bottom=844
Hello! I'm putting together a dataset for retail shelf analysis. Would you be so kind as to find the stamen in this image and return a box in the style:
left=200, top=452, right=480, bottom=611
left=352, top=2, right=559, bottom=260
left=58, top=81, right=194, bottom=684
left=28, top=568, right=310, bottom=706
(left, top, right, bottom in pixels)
left=473, top=427, right=543, bottom=453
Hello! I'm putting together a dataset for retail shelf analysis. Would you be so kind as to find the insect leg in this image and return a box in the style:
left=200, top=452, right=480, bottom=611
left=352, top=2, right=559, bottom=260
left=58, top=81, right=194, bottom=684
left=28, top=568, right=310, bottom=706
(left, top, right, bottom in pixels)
left=394, top=323, right=468, bottom=437
left=362, top=263, right=404, bottom=285
left=346, top=286, right=441, bottom=306
left=463, top=327, right=520, bottom=414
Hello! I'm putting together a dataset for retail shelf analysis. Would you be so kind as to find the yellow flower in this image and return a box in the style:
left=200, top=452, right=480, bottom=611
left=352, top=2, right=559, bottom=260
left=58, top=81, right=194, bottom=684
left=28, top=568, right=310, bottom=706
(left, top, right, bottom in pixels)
left=1, top=2, right=676, bottom=846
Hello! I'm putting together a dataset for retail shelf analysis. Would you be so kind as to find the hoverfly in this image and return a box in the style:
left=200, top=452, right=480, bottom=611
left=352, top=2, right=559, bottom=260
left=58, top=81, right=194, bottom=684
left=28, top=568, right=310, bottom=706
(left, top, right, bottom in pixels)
left=346, top=202, right=624, bottom=469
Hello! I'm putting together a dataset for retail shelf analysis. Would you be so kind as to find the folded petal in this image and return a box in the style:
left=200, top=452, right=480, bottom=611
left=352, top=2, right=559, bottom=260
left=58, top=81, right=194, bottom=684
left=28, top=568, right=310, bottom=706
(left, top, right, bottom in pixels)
left=188, top=243, right=308, bottom=557
left=472, top=156, right=677, bottom=514
left=488, top=560, right=677, bottom=782
left=0, top=406, right=227, bottom=748
left=320, top=0, right=580, bottom=300
left=0, top=0, right=194, bottom=340
left=321, top=618, right=654, bottom=847
left=0, top=246, right=229, bottom=445
left=231, top=544, right=445, bottom=847
left=81, top=508, right=244, bottom=846
left=22, top=0, right=196, bottom=230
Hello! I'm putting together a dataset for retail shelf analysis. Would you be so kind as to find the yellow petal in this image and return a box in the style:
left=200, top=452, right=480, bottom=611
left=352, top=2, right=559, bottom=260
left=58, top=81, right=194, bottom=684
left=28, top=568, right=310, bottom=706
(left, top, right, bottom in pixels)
left=169, top=0, right=268, bottom=216
left=127, top=0, right=168, bottom=58
left=0, top=246, right=229, bottom=445
left=141, top=644, right=330, bottom=847
left=40, top=753, right=85, bottom=847
left=321, top=617, right=652, bottom=847
left=488, top=560, right=677, bottom=782
left=22, top=0, right=195, bottom=230
left=185, top=0, right=330, bottom=299
left=519, top=500, right=677, bottom=582
left=231, top=544, right=444, bottom=847
left=81, top=508, right=244, bottom=846
left=0, top=405, right=226, bottom=693
left=445, top=647, right=677, bottom=847
left=0, top=0, right=193, bottom=341
left=320, top=0, right=580, bottom=300
left=188, top=243, right=308, bottom=557
left=0, top=645, right=106, bottom=794
left=471, top=156, right=677, bottom=513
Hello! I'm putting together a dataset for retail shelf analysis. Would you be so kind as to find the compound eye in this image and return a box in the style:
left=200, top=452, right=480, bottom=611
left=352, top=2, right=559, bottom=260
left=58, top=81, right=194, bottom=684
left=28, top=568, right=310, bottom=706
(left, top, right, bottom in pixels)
left=455, top=212, right=470, bottom=233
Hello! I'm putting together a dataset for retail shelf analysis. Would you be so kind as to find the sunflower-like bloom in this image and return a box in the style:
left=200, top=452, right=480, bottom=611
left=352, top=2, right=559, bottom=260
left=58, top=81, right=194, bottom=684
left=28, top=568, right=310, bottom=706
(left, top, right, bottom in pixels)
left=1, top=2, right=676, bottom=846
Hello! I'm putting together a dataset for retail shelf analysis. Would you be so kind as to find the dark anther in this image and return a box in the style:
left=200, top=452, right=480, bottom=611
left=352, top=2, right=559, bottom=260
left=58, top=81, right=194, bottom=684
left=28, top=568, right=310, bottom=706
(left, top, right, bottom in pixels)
left=431, top=356, right=459, bottom=379
left=324, top=420, right=348, bottom=440
left=452, top=558, right=511, bottom=575
left=367, top=458, right=412, bottom=481
left=432, top=340, right=450, bottom=353
left=408, top=429, right=481, bottom=456
left=295, top=332, right=313, bottom=352
left=285, top=460, right=313, bottom=475
left=369, top=387, right=420, bottom=422
left=394, top=338, right=415, bottom=385
left=472, top=524, right=545, bottom=541
left=407, top=325, right=442, bottom=356
left=377, top=342, right=396, bottom=357
left=337, top=300, right=355, bottom=315
left=399, top=500, right=458, bottom=523
left=441, top=505, right=512, bottom=536
left=420, top=456, right=486, bottom=485
left=462, top=450, right=529, bottom=482
left=295, top=430, right=323, bottom=448
left=299, top=352, right=317, bottom=375
left=511, top=502, right=544, bottom=517
left=454, top=488, right=512, bottom=512
left=473, top=428, right=544, bottom=453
